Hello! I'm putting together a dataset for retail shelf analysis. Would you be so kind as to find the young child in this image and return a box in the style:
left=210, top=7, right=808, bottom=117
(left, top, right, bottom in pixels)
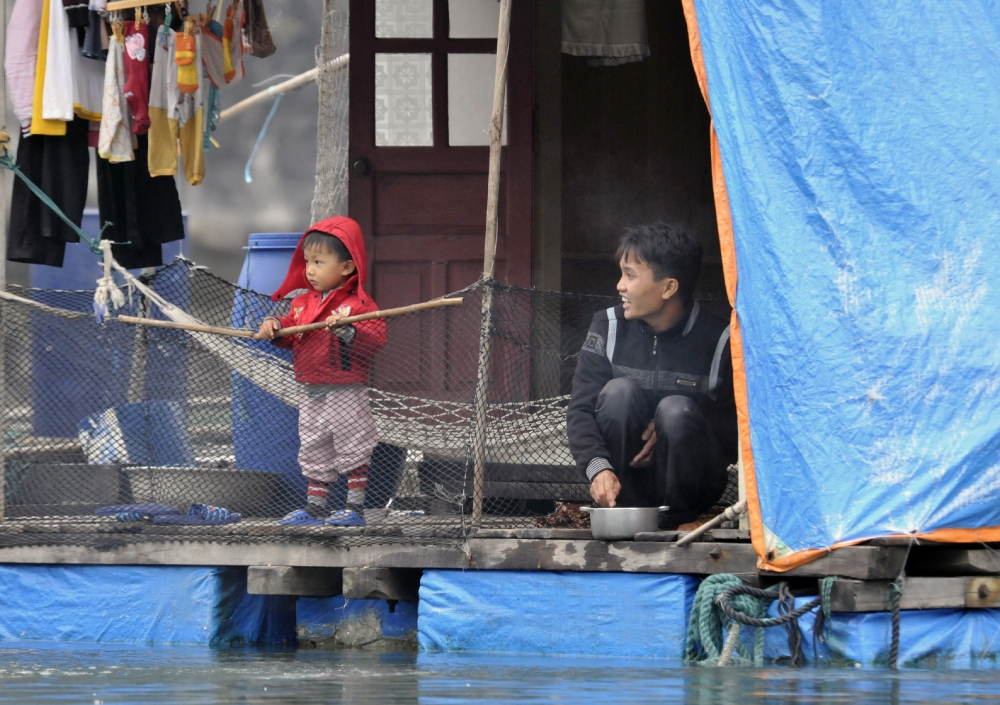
left=258, top=216, right=386, bottom=526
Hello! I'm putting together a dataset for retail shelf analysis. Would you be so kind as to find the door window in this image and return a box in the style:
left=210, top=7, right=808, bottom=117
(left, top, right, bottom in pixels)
left=447, top=53, right=506, bottom=146
left=375, top=53, right=434, bottom=146
left=376, top=0, right=433, bottom=38
left=448, top=0, right=500, bottom=38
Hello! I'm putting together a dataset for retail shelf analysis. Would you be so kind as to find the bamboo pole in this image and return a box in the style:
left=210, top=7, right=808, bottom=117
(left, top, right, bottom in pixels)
left=218, top=54, right=349, bottom=124
left=470, top=0, right=513, bottom=526
left=676, top=499, right=747, bottom=547
left=118, top=297, right=464, bottom=339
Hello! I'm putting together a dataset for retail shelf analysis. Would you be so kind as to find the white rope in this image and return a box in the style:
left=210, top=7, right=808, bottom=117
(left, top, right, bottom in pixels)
left=93, top=240, right=126, bottom=319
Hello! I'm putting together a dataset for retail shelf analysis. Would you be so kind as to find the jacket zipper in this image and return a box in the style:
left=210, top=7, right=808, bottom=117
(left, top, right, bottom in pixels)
left=652, top=334, right=660, bottom=391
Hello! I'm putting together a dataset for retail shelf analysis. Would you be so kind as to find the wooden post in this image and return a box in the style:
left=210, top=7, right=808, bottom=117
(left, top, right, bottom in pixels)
left=1, top=0, right=9, bottom=522
left=470, top=0, right=513, bottom=525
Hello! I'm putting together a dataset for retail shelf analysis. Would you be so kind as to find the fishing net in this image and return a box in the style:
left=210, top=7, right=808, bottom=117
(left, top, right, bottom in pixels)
left=0, top=259, right=626, bottom=548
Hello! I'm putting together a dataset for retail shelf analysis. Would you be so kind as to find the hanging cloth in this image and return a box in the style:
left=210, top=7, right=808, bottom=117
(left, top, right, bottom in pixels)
left=5, top=0, right=44, bottom=131
left=72, top=22, right=105, bottom=119
left=98, top=32, right=136, bottom=162
left=561, top=0, right=650, bottom=67
left=6, top=117, right=91, bottom=267
left=147, top=22, right=178, bottom=175
left=242, top=0, right=274, bottom=58
left=41, top=0, right=75, bottom=121
left=122, top=19, right=151, bottom=133
left=224, top=0, right=244, bottom=85
left=62, top=0, right=89, bottom=27
left=30, top=0, right=65, bottom=134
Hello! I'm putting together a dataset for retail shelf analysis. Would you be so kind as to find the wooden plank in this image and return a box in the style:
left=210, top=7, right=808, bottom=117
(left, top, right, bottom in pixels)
left=830, top=576, right=1000, bottom=612
left=247, top=566, right=343, bottom=597
left=765, top=546, right=907, bottom=580
left=466, top=539, right=759, bottom=574
left=342, top=567, right=422, bottom=601
left=0, top=539, right=757, bottom=574
left=913, top=548, right=1000, bottom=576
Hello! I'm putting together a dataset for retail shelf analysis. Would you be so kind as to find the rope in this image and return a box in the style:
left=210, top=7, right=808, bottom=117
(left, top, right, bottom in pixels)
left=888, top=581, right=902, bottom=670
left=686, top=578, right=829, bottom=668
left=684, top=574, right=770, bottom=667
left=243, top=93, right=283, bottom=183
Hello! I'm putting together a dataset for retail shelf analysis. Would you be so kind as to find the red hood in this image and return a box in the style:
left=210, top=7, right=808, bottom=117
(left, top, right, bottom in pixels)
left=271, top=216, right=371, bottom=304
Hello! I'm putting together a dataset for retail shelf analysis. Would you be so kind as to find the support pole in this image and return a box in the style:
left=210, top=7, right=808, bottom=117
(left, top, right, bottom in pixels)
left=1, top=0, right=10, bottom=522
left=470, top=0, right=513, bottom=526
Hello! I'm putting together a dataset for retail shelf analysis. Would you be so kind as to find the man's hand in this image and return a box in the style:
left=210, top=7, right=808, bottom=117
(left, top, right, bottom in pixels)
left=630, top=420, right=657, bottom=467
left=590, top=469, right=621, bottom=507
left=257, top=318, right=281, bottom=340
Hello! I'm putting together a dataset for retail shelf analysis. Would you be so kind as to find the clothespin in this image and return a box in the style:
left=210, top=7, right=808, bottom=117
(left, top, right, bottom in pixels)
left=134, top=6, right=141, bottom=26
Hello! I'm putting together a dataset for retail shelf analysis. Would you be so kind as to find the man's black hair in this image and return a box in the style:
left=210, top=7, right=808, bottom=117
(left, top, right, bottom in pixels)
left=615, top=222, right=702, bottom=306
left=303, top=230, right=352, bottom=262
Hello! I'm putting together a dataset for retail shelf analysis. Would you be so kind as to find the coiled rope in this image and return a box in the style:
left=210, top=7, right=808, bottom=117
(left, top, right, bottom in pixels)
left=685, top=574, right=837, bottom=667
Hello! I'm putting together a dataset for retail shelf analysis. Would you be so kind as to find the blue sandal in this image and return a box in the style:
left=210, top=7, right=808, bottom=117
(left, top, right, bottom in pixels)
left=279, top=509, right=325, bottom=526
left=326, top=509, right=365, bottom=527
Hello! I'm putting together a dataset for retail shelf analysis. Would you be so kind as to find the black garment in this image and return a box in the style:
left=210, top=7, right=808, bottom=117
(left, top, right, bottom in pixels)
left=96, top=134, right=185, bottom=269
left=595, top=378, right=727, bottom=524
left=567, top=301, right=738, bottom=492
left=7, top=119, right=91, bottom=267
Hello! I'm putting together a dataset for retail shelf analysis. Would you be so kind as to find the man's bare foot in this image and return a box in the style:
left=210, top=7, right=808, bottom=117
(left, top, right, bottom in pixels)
left=677, top=520, right=701, bottom=532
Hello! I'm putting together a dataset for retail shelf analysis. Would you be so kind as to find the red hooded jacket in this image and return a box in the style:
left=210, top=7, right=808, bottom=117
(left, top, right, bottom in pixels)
left=269, top=217, right=386, bottom=386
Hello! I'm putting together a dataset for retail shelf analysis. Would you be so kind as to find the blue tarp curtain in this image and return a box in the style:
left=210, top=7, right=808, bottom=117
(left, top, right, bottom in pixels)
left=687, top=0, right=1000, bottom=568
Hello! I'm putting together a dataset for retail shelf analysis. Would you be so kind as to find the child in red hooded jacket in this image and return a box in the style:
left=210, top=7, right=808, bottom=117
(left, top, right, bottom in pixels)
left=258, top=217, right=386, bottom=526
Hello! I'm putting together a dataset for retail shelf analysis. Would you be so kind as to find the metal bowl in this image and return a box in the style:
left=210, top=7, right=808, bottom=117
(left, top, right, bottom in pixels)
left=581, top=505, right=669, bottom=540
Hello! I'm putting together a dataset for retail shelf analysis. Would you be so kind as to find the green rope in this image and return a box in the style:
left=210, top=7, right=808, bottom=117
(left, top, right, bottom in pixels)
left=0, top=150, right=114, bottom=255
left=684, top=574, right=773, bottom=667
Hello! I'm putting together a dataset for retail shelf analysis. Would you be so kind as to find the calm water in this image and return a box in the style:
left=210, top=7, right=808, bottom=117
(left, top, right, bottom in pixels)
left=2, top=643, right=1000, bottom=704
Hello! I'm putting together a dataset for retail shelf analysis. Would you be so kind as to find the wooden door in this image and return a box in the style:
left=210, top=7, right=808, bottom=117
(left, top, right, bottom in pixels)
left=349, top=0, right=533, bottom=398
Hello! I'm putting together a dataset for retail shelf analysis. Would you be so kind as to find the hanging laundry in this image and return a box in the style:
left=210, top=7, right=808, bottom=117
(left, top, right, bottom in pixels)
left=5, top=0, right=43, bottom=132
left=122, top=19, right=151, bottom=134
left=147, top=19, right=178, bottom=175
left=72, top=21, right=104, bottom=119
left=30, top=0, right=65, bottom=135
left=62, top=0, right=89, bottom=28
left=147, top=23, right=204, bottom=185
left=224, top=0, right=244, bottom=85
left=175, top=18, right=198, bottom=93
left=242, top=0, right=274, bottom=58
left=200, top=14, right=225, bottom=87
left=96, top=135, right=186, bottom=270
left=42, top=0, right=75, bottom=122
left=7, top=118, right=90, bottom=267
left=98, top=30, right=136, bottom=162
left=81, top=8, right=108, bottom=60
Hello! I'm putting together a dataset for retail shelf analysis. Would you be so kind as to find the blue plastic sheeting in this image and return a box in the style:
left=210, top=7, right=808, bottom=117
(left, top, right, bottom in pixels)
left=0, top=565, right=295, bottom=646
left=693, top=1, right=1000, bottom=557
left=418, top=570, right=697, bottom=657
left=297, top=597, right=418, bottom=641
left=760, top=598, right=1000, bottom=667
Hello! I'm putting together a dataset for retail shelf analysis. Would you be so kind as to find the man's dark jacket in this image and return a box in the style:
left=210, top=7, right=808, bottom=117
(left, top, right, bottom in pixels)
left=566, top=302, right=739, bottom=481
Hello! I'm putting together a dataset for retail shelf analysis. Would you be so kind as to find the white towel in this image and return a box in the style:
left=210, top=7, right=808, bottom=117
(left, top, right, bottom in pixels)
left=4, top=0, right=44, bottom=129
left=98, top=36, right=136, bottom=162
left=41, top=0, right=75, bottom=120
left=561, top=0, right=650, bottom=67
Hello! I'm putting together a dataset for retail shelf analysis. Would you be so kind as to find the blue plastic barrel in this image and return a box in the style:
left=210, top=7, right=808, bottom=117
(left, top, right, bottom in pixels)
left=231, top=234, right=305, bottom=507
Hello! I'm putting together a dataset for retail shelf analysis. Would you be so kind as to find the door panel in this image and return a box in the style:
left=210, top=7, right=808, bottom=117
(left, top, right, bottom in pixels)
left=351, top=0, right=532, bottom=400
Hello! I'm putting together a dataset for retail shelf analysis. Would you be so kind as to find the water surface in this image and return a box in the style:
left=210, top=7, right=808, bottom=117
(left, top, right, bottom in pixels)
left=2, top=643, right=999, bottom=704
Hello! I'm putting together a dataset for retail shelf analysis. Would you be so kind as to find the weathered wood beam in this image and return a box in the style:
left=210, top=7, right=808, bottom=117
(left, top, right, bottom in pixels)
left=763, top=546, right=908, bottom=580
left=247, top=566, right=342, bottom=596
left=830, top=576, right=1000, bottom=612
left=911, top=548, right=1000, bottom=576
left=342, top=567, right=421, bottom=601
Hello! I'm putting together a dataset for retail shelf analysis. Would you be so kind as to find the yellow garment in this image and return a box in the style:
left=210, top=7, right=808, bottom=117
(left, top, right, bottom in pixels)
left=147, top=27, right=203, bottom=184
left=29, top=0, right=66, bottom=136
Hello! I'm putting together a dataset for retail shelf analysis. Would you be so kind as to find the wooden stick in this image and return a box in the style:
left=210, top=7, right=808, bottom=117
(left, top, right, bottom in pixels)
left=218, top=54, right=349, bottom=123
left=676, top=500, right=747, bottom=548
left=471, top=0, right=513, bottom=526
left=117, top=297, right=463, bottom=339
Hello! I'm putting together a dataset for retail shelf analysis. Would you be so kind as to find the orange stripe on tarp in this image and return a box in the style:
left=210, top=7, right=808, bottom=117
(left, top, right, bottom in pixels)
left=681, top=0, right=1000, bottom=572
left=681, top=0, right=769, bottom=567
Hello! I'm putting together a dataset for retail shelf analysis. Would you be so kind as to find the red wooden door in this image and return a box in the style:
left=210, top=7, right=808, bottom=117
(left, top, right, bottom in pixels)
left=349, top=0, right=533, bottom=399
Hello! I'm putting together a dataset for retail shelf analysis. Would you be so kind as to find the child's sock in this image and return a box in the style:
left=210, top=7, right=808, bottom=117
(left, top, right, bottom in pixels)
left=306, top=478, right=330, bottom=519
left=345, top=465, right=369, bottom=514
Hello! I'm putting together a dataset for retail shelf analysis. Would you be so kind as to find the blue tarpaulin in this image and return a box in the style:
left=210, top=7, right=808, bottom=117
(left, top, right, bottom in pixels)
left=692, top=1, right=1000, bottom=564
left=418, top=570, right=697, bottom=657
